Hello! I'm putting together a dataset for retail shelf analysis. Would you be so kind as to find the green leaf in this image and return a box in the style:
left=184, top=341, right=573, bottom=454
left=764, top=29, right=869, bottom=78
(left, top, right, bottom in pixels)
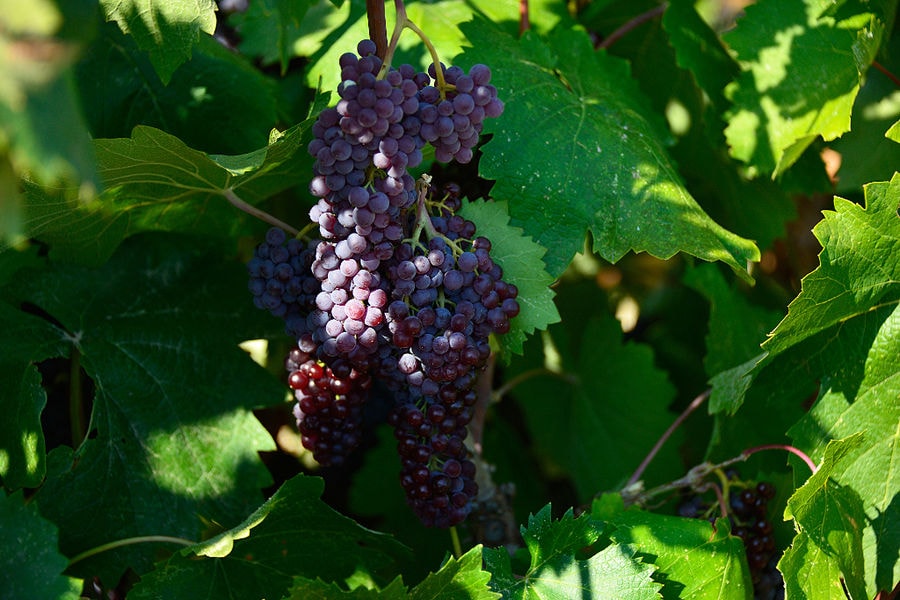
left=683, top=264, right=783, bottom=378
left=778, top=531, right=848, bottom=600
left=723, top=0, right=884, bottom=176
left=484, top=505, right=661, bottom=599
left=99, top=0, right=217, bottom=84
left=129, top=475, right=409, bottom=600
left=0, top=491, right=82, bottom=599
left=233, top=0, right=315, bottom=74
left=784, top=435, right=868, bottom=599
left=24, top=120, right=315, bottom=265
left=662, top=1, right=741, bottom=112
left=763, top=175, right=900, bottom=357
left=410, top=546, right=499, bottom=600
left=0, top=301, right=68, bottom=489
left=22, top=233, right=284, bottom=583
left=462, top=19, right=758, bottom=280
left=458, top=200, right=559, bottom=356
left=610, top=511, right=752, bottom=599
left=508, top=313, right=678, bottom=497
left=76, top=27, right=279, bottom=155
left=827, top=36, right=900, bottom=195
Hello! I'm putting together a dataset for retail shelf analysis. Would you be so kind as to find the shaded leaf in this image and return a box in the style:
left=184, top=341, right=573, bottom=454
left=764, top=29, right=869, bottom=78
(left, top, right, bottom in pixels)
left=283, top=576, right=408, bottom=599
left=508, top=314, right=678, bottom=498
left=24, top=118, right=316, bottom=265
left=778, top=531, right=848, bottom=600
left=0, top=301, right=68, bottom=489
left=462, top=19, right=758, bottom=280
left=0, top=491, right=82, bottom=599
left=22, top=233, right=284, bottom=583
left=129, top=475, right=409, bottom=600
left=234, top=0, right=316, bottom=74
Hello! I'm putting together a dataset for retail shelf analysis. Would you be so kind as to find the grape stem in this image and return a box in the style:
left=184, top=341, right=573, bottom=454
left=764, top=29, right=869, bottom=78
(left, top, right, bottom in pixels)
left=741, top=443, right=818, bottom=474
left=224, top=189, right=300, bottom=236
left=595, top=3, right=668, bottom=50
left=872, top=60, right=900, bottom=88
left=625, top=388, right=710, bottom=488
left=378, top=0, right=448, bottom=97
left=68, top=535, right=195, bottom=566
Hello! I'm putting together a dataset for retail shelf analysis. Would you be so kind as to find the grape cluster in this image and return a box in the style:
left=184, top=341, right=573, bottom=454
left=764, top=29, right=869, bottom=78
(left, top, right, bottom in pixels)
left=678, top=477, right=781, bottom=598
left=248, top=40, right=512, bottom=528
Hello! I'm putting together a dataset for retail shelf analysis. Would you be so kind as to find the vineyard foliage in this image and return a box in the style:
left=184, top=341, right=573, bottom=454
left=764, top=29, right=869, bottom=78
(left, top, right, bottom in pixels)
left=1, top=0, right=898, bottom=598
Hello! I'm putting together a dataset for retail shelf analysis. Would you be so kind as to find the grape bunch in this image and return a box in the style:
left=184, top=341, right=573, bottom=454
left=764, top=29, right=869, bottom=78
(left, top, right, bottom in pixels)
left=678, top=476, right=782, bottom=599
left=248, top=38, right=513, bottom=528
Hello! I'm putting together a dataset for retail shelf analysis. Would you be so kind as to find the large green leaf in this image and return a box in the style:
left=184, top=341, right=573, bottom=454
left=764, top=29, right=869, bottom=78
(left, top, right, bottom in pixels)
left=99, top=0, right=217, bottom=84
left=0, top=491, right=82, bottom=599
left=483, top=505, right=661, bottom=599
left=458, top=200, right=559, bottom=356
left=23, top=118, right=315, bottom=265
left=723, top=0, right=885, bottom=176
left=409, top=546, right=499, bottom=600
left=610, top=511, right=752, bottom=599
left=21, top=233, right=285, bottom=583
left=129, top=475, right=409, bottom=600
left=462, top=19, right=758, bottom=280
left=508, top=313, right=678, bottom=498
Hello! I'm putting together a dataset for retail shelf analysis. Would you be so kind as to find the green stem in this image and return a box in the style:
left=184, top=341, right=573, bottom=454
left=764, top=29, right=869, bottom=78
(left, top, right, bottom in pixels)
left=449, top=525, right=462, bottom=559
left=224, top=188, right=300, bottom=236
left=68, top=535, right=195, bottom=567
left=69, top=347, right=85, bottom=446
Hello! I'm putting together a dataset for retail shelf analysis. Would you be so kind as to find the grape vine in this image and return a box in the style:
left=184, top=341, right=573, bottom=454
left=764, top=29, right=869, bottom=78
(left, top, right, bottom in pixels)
left=247, top=2, right=514, bottom=527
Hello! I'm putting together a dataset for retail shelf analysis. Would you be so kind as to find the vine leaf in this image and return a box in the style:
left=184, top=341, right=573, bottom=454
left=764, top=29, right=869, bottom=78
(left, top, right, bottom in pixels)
left=610, top=511, right=752, bottom=599
left=783, top=435, right=868, bottom=600
left=128, top=475, right=409, bottom=600
left=409, top=546, right=499, bottom=600
left=483, top=504, right=661, bottom=599
left=18, top=233, right=285, bottom=584
left=0, top=301, right=68, bottom=490
left=711, top=177, right=900, bottom=594
left=231, top=0, right=315, bottom=74
left=723, top=0, right=884, bottom=176
left=458, top=199, right=559, bottom=356
left=99, top=0, right=217, bottom=84
left=460, top=18, right=759, bottom=280
left=284, top=577, right=408, bottom=599
left=23, top=118, right=317, bottom=265
left=507, top=313, right=678, bottom=498
left=0, top=491, right=82, bottom=599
